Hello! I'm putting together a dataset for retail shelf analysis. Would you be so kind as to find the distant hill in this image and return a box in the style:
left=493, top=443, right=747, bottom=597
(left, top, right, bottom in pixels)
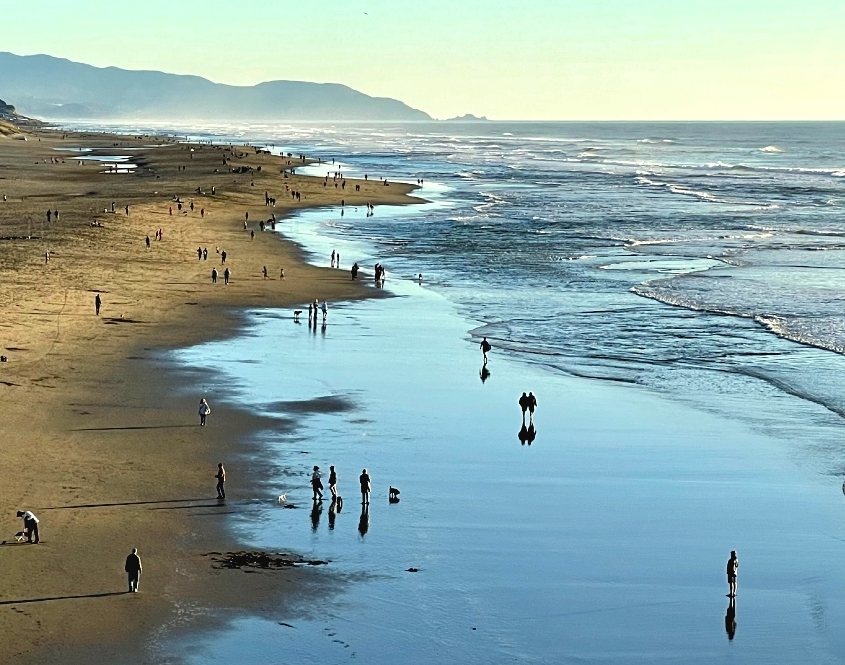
left=0, top=52, right=432, bottom=122
left=0, top=97, right=17, bottom=118
left=446, top=114, right=489, bottom=122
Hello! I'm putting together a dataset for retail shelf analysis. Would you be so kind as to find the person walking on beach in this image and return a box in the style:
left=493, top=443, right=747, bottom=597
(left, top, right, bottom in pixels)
left=311, top=465, right=324, bottom=501
left=359, top=468, right=371, bottom=505
left=321, top=300, right=328, bottom=322
left=215, top=463, right=226, bottom=499
left=329, top=465, right=338, bottom=500
left=351, top=262, right=359, bottom=280
left=198, top=398, right=211, bottom=426
left=263, top=266, right=268, bottom=279
left=16, top=510, right=40, bottom=543
left=480, top=337, right=492, bottom=365
left=221, top=250, right=227, bottom=264
left=95, top=293, right=102, bottom=316
left=125, top=548, right=142, bottom=592
left=727, top=551, right=738, bottom=597
left=527, top=392, right=537, bottom=422
left=331, top=250, right=336, bottom=268
left=224, top=268, right=230, bottom=285
left=211, top=268, right=218, bottom=284
left=519, top=392, right=529, bottom=422
left=145, top=235, right=151, bottom=249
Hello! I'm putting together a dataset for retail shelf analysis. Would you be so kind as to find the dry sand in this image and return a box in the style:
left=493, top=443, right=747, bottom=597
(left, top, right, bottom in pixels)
left=0, top=127, right=421, bottom=663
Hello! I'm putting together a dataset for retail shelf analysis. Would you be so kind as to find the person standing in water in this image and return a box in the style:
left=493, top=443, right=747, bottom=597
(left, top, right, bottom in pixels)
left=359, top=468, right=371, bottom=504
left=329, top=465, right=338, bottom=500
left=198, top=398, right=211, bottom=426
left=727, top=551, right=738, bottom=597
left=480, top=337, right=492, bottom=365
left=311, top=465, right=323, bottom=501
left=527, top=392, right=537, bottom=422
left=519, top=392, right=529, bottom=422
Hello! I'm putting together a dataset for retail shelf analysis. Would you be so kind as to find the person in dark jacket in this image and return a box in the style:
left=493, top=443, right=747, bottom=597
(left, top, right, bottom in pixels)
left=125, top=548, right=142, bottom=592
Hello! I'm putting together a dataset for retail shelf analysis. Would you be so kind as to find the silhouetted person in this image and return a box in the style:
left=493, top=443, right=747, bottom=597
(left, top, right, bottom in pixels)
left=351, top=262, right=359, bottom=280
left=519, top=392, right=529, bottom=422
left=358, top=503, right=369, bottom=537
left=95, top=293, right=101, bottom=316
left=211, top=268, right=218, bottom=284
left=125, top=548, right=142, bottom=592
left=725, top=597, right=736, bottom=640
left=329, top=465, right=338, bottom=500
left=215, top=463, right=226, bottom=499
left=727, top=551, right=738, bottom=597
left=480, top=337, right=491, bottom=365
left=311, top=499, right=322, bottom=532
left=224, top=268, right=230, bottom=285
left=16, top=510, right=39, bottom=543
left=359, top=468, right=371, bottom=504
left=145, top=235, right=151, bottom=249
left=221, top=250, right=227, bottom=264
left=527, top=392, right=537, bottom=422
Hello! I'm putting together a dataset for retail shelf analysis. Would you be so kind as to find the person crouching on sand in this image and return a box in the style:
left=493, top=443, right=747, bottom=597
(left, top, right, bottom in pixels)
left=198, top=398, right=211, bottom=426
left=16, top=510, right=40, bottom=543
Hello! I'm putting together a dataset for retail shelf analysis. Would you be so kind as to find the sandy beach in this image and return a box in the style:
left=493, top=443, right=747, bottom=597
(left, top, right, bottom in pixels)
left=0, top=125, right=421, bottom=663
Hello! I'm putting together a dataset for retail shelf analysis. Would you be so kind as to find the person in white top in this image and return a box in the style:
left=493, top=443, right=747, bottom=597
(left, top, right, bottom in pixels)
left=198, top=398, right=211, bottom=427
left=16, top=510, right=40, bottom=543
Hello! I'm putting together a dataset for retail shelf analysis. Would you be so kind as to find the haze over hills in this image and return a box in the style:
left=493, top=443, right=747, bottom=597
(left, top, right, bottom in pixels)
left=0, top=52, right=432, bottom=122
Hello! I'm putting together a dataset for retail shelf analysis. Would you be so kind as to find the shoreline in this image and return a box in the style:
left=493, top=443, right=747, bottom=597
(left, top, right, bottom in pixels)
left=0, top=124, right=422, bottom=663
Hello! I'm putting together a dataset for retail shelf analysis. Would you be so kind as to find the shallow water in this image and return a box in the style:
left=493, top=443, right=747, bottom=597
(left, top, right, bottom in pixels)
left=164, top=201, right=845, bottom=664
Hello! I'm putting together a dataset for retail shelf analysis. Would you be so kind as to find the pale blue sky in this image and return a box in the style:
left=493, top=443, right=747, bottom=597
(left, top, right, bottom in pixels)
left=1, top=0, right=843, bottom=120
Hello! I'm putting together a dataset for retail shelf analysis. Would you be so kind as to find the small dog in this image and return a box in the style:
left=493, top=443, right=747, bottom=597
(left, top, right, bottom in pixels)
left=277, top=494, right=287, bottom=503
left=293, top=310, right=302, bottom=323
left=14, top=531, right=26, bottom=543
left=389, top=486, right=401, bottom=503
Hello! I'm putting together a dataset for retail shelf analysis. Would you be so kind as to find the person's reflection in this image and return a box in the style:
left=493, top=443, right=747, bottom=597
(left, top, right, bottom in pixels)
left=358, top=503, right=370, bottom=538
left=310, top=499, right=323, bottom=532
left=328, top=497, right=338, bottom=530
left=518, top=423, right=537, bottom=445
left=479, top=365, right=491, bottom=384
left=724, top=597, right=736, bottom=640
left=321, top=320, right=327, bottom=336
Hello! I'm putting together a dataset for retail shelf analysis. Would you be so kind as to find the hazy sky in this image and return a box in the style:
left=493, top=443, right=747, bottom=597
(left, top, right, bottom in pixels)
left=2, top=0, right=844, bottom=120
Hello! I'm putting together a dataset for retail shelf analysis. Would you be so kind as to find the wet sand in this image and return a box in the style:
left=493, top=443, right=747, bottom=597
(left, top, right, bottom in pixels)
left=0, top=126, right=421, bottom=662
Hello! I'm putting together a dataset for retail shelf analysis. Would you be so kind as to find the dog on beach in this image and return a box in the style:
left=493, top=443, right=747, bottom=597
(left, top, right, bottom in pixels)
left=277, top=494, right=287, bottom=503
left=389, top=487, right=401, bottom=503
left=293, top=310, right=302, bottom=323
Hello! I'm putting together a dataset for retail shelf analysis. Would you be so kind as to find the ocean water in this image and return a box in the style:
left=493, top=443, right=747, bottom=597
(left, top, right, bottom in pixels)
left=264, top=121, right=845, bottom=448
left=71, top=120, right=845, bottom=662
